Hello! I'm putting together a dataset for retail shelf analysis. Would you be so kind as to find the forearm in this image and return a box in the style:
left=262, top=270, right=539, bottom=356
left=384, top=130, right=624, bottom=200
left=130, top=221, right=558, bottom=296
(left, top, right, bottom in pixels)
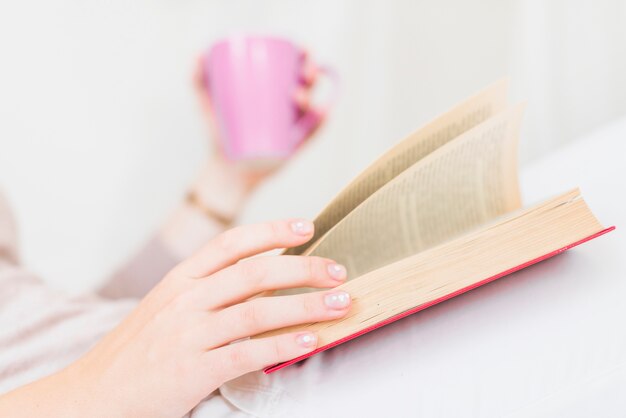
left=98, top=156, right=254, bottom=299
left=0, top=367, right=103, bottom=418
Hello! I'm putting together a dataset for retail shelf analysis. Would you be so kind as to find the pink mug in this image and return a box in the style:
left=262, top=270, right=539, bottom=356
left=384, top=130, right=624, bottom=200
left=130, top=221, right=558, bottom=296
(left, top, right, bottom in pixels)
left=203, top=35, right=338, bottom=166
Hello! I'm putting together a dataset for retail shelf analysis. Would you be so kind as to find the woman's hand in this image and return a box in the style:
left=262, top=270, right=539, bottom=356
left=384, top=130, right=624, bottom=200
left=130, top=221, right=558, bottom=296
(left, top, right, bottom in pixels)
left=53, top=219, right=348, bottom=417
left=193, top=53, right=324, bottom=189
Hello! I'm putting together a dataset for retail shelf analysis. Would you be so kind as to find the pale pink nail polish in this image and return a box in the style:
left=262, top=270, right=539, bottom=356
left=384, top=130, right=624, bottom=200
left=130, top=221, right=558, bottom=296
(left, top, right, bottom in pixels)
left=324, top=291, right=351, bottom=309
left=327, top=263, right=347, bottom=281
left=290, top=219, right=313, bottom=236
left=296, top=332, right=317, bottom=348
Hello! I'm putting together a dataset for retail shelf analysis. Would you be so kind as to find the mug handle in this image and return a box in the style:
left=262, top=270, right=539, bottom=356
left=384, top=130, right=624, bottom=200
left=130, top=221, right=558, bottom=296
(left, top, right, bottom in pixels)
left=291, top=65, right=340, bottom=147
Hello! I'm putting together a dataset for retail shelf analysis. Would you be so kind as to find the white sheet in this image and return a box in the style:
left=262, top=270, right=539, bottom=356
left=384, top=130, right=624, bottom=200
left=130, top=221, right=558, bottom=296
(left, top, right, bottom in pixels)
left=217, top=116, right=626, bottom=418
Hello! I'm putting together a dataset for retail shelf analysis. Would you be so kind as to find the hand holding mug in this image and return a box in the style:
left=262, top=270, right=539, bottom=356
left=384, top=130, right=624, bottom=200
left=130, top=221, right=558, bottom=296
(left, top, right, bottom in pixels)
left=195, top=36, right=338, bottom=182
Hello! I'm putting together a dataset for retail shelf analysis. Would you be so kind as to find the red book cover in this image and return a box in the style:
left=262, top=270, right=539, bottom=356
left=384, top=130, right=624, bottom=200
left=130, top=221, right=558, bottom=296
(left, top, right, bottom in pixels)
left=264, top=226, right=615, bottom=374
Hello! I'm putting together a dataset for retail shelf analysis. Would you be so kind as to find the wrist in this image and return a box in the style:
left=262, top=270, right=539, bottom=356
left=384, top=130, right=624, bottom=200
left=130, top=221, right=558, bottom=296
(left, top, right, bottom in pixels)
left=191, top=155, right=256, bottom=220
left=157, top=155, right=256, bottom=260
left=53, top=363, right=115, bottom=417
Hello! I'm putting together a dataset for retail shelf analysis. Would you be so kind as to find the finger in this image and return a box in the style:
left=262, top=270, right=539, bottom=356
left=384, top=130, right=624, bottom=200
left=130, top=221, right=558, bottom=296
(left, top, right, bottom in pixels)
left=193, top=54, right=214, bottom=116
left=300, top=52, right=318, bottom=86
left=204, top=331, right=318, bottom=384
left=191, top=256, right=347, bottom=309
left=205, top=290, right=350, bottom=348
left=293, top=87, right=311, bottom=113
left=193, top=54, right=210, bottom=93
left=299, top=108, right=325, bottom=145
left=176, top=219, right=315, bottom=278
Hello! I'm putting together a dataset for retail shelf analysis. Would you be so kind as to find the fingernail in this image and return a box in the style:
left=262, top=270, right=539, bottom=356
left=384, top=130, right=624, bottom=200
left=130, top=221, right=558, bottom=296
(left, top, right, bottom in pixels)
left=290, top=219, right=313, bottom=236
left=296, top=332, right=317, bottom=348
left=327, top=263, right=347, bottom=281
left=324, top=291, right=351, bottom=309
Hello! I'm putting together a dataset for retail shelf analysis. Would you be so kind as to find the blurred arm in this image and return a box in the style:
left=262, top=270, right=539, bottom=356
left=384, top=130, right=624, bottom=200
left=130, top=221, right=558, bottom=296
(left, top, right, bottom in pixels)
left=97, top=156, right=255, bottom=299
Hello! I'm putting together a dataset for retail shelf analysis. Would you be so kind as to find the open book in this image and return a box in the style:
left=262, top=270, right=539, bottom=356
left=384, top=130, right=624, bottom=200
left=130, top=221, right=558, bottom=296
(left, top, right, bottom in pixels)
left=259, top=80, right=614, bottom=373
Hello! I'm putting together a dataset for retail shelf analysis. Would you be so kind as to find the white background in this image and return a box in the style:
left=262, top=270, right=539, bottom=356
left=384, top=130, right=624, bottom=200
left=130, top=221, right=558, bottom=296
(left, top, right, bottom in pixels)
left=0, top=0, right=625, bottom=292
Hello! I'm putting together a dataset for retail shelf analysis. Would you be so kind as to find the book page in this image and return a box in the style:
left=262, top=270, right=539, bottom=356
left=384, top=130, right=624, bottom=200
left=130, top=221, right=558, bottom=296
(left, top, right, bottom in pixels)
left=286, top=80, right=508, bottom=256
left=260, top=189, right=605, bottom=349
left=304, top=104, right=524, bottom=278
